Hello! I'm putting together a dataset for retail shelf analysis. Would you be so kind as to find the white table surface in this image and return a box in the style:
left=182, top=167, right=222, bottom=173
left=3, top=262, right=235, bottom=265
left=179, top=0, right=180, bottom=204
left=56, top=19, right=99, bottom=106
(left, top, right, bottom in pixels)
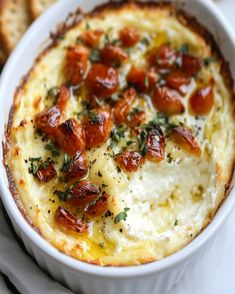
left=1, top=1, right=235, bottom=293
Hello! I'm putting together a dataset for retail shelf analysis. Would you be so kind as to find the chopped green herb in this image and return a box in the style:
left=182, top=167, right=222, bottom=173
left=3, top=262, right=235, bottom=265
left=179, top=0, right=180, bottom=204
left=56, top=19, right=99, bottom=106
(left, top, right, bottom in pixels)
left=45, top=143, right=60, bottom=157
left=88, top=110, right=101, bottom=124
left=204, top=57, right=217, bottom=66
left=46, top=86, right=60, bottom=105
left=178, top=43, right=189, bottom=55
left=140, top=37, right=150, bottom=46
left=126, top=140, right=135, bottom=146
left=137, top=129, right=148, bottom=156
left=111, top=39, right=121, bottom=46
left=94, top=97, right=104, bottom=107
left=90, top=48, right=101, bottom=63
left=28, top=157, right=42, bottom=175
left=110, top=125, right=127, bottom=144
left=59, top=35, right=65, bottom=40
left=85, top=22, right=90, bottom=29
left=76, top=36, right=83, bottom=44
left=114, top=208, right=130, bottom=224
left=54, top=184, right=75, bottom=201
left=174, top=219, right=178, bottom=226
left=61, top=153, right=72, bottom=172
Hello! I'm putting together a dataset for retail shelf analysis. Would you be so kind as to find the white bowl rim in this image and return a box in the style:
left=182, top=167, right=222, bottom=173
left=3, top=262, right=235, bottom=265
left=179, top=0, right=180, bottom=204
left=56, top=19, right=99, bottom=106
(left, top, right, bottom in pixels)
left=0, top=0, right=235, bottom=279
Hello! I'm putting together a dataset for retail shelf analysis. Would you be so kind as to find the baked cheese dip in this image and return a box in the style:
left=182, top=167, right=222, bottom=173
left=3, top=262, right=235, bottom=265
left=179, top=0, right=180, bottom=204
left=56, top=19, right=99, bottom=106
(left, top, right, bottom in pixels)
left=4, top=1, right=235, bottom=266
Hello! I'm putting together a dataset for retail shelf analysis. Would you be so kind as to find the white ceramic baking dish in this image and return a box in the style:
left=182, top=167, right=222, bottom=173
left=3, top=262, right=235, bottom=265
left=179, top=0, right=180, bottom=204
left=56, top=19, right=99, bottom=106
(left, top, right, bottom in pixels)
left=0, top=0, right=235, bottom=293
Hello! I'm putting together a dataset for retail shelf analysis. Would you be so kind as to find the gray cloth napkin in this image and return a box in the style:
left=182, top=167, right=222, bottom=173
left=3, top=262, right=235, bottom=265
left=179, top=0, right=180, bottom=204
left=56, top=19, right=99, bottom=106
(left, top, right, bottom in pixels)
left=0, top=202, right=72, bottom=294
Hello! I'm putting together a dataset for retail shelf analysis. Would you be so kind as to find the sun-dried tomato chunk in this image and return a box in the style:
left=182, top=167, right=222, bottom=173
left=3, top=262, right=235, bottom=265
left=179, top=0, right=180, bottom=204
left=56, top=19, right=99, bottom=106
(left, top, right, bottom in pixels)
left=55, top=206, right=88, bottom=233
left=113, top=88, right=145, bottom=127
left=115, top=151, right=144, bottom=172
left=85, top=192, right=109, bottom=217
left=171, top=126, right=201, bottom=156
left=152, top=87, right=185, bottom=115
left=36, top=162, right=57, bottom=182
left=101, top=45, right=127, bottom=67
left=114, top=87, right=135, bottom=123
left=57, top=85, right=70, bottom=112
left=182, top=54, right=202, bottom=76
left=146, top=128, right=165, bottom=162
left=54, top=118, right=85, bottom=156
left=81, top=29, right=103, bottom=47
left=64, top=45, right=89, bottom=85
left=68, top=180, right=100, bottom=208
left=86, top=64, right=119, bottom=98
left=65, top=151, right=88, bottom=180
left=83, top=109, right=112, bottom=149
left=148, top=45, right=178, bottom=72
left=35, top=106, right=61, bottom=136
left=120, top=26, right=140, bottom=47
left=127, top=66, right=157, bottom=94
left=189, top=85, right=214, bottom=115
left=166, top=70, right=191, bottom=94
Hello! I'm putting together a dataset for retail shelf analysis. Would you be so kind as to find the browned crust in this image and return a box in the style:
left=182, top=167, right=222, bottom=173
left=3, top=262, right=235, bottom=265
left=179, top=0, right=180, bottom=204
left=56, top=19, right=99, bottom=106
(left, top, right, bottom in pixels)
left=2, top=0, right=235, bottom=266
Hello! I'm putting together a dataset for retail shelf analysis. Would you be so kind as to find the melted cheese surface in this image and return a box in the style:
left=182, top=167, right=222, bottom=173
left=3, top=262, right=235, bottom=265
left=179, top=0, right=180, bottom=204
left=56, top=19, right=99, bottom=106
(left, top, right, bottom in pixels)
left=6, top=3, right=235, bottom=265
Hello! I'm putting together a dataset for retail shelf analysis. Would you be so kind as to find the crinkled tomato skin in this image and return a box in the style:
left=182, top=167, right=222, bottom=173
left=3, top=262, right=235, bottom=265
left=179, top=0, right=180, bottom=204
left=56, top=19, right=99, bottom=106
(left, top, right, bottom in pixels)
left=127, top=66, right=156, bottom=94
left=65, top=151, right=88, bottom=180
left=120, top=27, right=140, bottom=47
left=85, top=193, right=109, bottom=217
left=115, top=151, right=144, bottom=172
left=55, top=206, right=88, bottom=233
left=166, top=70, right=191, bottom=94
left=148, top=45, right=178, bottom=71
left=64, top=45, right=89, bottom=85
left=82, top=29, right=103, bottom=47
left=113, top=88, right=136, bottom=124
left=54, top=118, right=85, bottom=156
left=36, top=163, right=57, bottom=182
left=86, top=64, right=119, bottom=98
left=182, top=54, right=202, bottom=76
left=83, top=109, right=112, bottom=149
left=35, top=106, right=61, bottom=136
left=171, top=126, right=201, bottom=156
left=189, top=85, right=214, bottom=115
left=152, top=87, right=185, bottom=115
left=68, top=180, right=100, bottom=208
left=146, top=128, right=165, bottom=162
left=57, top=85, right=70, bottom=112
left=101, top=45, right=127, bottom=67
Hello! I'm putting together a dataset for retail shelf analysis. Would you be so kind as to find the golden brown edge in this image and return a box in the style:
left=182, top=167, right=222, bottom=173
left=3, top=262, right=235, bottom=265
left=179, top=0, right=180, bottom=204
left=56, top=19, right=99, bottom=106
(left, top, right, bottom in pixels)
left=2, top=0, right=235, bottom=266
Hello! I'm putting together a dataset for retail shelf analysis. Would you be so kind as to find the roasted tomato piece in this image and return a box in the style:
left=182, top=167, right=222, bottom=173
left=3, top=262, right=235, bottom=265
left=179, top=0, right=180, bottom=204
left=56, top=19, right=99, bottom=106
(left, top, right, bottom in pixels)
left=68, top=181, right=100, bottom=208
left=113, top=88, right=136, bottom=124
left=85, top=192, right=109, bottom=217
left=86, top=64, right=119, bottom=98
left=36, top=161, right=57, bottom=182
left=171, top=126, right=201, bottom=156
left=81, top=29, right=103, bottom=47
left=182, top=54, right=202, bottom=76
left=120, top=26, right=140, bottom=47
left=148, top=45, right=178, bottom=71
left=146, top=128, right=165, bottom=162
left=115, top=151, right=144, bottom=172
left=65, top=151, right=88, bottom=180
left=166, top=70, right=191, bottom=94
left=55, top=118, right=85, bottom=156
left=189, top=85, right=214, bottom=115
left=127, top=110, right=146, bottom=127
left=101, top=45, right=127, bottom=67
left=35, top=106, right=61, bottom=136
left=83, top=109, right=112, bottom=149
left=57, top=85, right=70, bottom=112
left=152, top=87, right=185, bottom=115
left=64, top=45, right=89, bottom=85
left=55, top=206, right=88, bottom=233
left=127, top=66, right=157, bottom=94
